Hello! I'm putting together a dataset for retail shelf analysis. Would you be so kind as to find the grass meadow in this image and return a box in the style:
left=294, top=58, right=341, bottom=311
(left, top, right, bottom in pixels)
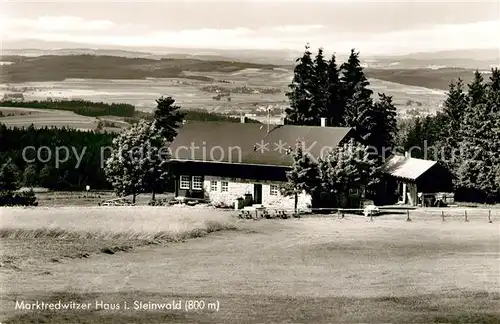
left=0, top=206, right=499, bottom=323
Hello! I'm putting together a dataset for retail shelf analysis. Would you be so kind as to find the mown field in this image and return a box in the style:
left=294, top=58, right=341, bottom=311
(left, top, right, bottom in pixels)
left=1, top=206, right=499, bottom=323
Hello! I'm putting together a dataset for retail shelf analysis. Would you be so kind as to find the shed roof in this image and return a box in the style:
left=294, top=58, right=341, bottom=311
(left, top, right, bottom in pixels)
left=169, top=121, right=354, bottom=167
left=382, top=155, right=437, bottom=181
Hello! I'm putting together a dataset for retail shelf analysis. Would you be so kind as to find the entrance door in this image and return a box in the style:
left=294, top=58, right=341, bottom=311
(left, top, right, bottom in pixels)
left=253, top=184, right=262, bottom=204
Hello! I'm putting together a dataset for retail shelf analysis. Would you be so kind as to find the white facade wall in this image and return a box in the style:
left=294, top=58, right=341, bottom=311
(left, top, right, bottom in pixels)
left=202, top=176, right=311, bottom=210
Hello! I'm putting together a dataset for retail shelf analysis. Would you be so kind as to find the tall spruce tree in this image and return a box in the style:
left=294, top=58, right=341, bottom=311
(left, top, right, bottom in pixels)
left=312, top=48, right=329, bottom=125
left=370, top=93, right=398, bottom=153
left=454, top=102, right=498, bottom=202
left=467, top=70, right=487, bottom=107
left=342, top=83, right=375, bottom=140
left=486, top=68, right=500, bottom=110
left=325, top=54, right=343, bottom=126
left=443, top=78, right=468, bottom=135
left=340, top=49, right=373, bottom=109
left=285, top=44, right=316, bottom=125
left=153, top=96, right=185, bottom=142
left=340, top=49, right=375, bottom=144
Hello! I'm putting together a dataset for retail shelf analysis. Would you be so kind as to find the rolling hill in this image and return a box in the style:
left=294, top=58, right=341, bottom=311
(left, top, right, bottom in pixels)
left=1, top=54, right=486, bottom=90
left=0, top=55, right=280, bottom=83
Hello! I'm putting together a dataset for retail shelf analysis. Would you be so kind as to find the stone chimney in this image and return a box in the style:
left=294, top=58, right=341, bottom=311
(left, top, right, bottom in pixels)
left=320, top=117, right=327, bottom=127
left=240, top=116, right=246, bottom=123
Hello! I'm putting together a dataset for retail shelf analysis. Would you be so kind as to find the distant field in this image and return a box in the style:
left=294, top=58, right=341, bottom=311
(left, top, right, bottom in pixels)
left=365, top=67, right=479, bottom=90
left=0, top=54, right=467, bottom=118
left=0, top=106, right=99, bottom=130
left=1, top=70, right=447, bottom=117
left=0, top=106, right=130, bottom=132
left=0, top=207, right=498, bottom=323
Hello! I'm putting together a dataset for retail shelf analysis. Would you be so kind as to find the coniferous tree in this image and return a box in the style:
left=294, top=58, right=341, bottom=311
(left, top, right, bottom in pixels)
left=312, top=48, right=329, bottom=124
left=340, top=49, right=375, bottom=146
left=0, top=158, right=20, bottom=191
left=325, top=54, right=343, bottom=126
left=342, top=83, right=374, bottom=138
left=340, top=49, right=373, bottom=111
left=22, top=164, right=38, bottom=187
left=486, top=68, right=500, bottom=110
left=443, top=78, right=468, bottom=135
left=285, top=44, right=316, bottom=125
left=467, top=70, right=487, bottom=107
left=454, top=102, right=498, bottom=202
left=370, top=93, right=398, bottom=153
left=153, top=96, right=185, bottom=142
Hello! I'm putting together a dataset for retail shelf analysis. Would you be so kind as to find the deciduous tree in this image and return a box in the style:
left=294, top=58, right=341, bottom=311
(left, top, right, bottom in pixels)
left=104, top=120, right=170, bottom=203
left=317, top=139, right=380, bottom=208
left=281, top=141, right=321, bottom=213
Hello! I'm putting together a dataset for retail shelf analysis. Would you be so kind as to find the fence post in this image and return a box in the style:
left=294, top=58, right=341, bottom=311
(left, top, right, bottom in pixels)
left=441, top=211, right=445, bottom=222
left=370, top=213, right=374, bottom=222
left=489, top=210, right=492, bottom=223
left=406, top=209, right=412, bottom=222
left=464, top=210, right=468, bottom=222
left=341, top=209, right=345, bottom=219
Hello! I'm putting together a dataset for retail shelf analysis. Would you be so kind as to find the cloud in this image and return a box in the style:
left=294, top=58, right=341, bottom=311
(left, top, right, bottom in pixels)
left=1, top=15, right=498, bottom=54
left=362, top=20, right=500, bottom=54
left=271, top=25, right=324, bottom=33
left=2, top=16, right=116, bottom=33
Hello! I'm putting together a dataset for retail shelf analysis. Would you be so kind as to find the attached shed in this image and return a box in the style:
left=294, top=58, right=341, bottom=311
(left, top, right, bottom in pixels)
left=382, top=155, right=454, bottom=206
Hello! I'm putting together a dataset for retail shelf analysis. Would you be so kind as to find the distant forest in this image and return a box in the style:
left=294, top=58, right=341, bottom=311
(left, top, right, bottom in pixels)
left=0, top=125, right=114, bottom=190
left=0, top=54, right=481, bottom=90
left=0, top=55, right=278, bottom=83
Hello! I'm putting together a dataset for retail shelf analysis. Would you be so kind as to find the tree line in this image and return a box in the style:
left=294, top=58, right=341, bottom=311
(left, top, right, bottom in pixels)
left=400, top=69, right=500, bottom=203
left=0, top=125, right=115, bottom=191
left=282, top=45, right=399, bottom=209
left=0, top=100, right=136, bottom=117
left=282, top=45, right=500, bottom=207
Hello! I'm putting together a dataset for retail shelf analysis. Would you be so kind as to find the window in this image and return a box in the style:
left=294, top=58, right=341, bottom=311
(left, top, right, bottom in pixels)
left=349, top=188, right=359, bottom=195
left=179, top=175, right=190, bottom=189
left=270, top=184, right=279, bottom=196
left=210, top=180, right=218, bottom=191
left=192, top=176, right=203, bottom=190
left=221, top=181, right=229, bottom=192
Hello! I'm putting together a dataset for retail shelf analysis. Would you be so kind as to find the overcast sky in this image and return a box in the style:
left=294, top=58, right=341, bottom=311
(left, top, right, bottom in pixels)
left=1, top=0, right=499, bottom=55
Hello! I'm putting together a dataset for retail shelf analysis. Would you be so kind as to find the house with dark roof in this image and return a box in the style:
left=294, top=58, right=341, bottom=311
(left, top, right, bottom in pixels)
left=381, top=154, right=454, bottom=206
left=168, top=117, right=357, bottom=210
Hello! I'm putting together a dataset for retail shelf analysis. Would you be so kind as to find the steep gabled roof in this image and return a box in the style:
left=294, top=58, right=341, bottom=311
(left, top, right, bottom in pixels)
left=382, top=155, right=438, bottom=181
left=169, top=121, right=354, bottom=167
